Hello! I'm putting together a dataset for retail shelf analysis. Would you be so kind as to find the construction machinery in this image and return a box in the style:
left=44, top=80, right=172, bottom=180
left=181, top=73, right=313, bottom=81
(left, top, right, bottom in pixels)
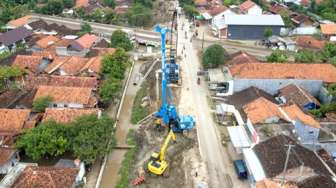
left=154, top=24, right=195, bottom=133
left=166, top=10, right=179, bottom=83
left=147, top=129, right=176, bottom=176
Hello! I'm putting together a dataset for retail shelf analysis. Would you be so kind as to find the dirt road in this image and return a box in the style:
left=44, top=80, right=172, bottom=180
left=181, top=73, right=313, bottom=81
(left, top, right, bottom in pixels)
left=177, top=15, right=248, bottom=188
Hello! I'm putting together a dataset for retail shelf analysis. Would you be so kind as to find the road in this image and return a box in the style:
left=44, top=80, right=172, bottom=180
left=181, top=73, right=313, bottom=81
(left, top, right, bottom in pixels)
left=30, top=14, right=160, bottom=45
left=177, top=16, right=249, bottom=188
left=193, top=38, right=272, bottom=58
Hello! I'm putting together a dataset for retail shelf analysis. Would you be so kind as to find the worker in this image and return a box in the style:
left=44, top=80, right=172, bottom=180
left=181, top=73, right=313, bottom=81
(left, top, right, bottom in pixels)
left=155, top=119, right=162, bottom=130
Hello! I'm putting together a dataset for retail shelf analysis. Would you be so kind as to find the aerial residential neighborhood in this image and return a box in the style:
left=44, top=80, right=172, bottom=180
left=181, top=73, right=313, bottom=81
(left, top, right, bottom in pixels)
left=0, top=0, right=336, bottom=188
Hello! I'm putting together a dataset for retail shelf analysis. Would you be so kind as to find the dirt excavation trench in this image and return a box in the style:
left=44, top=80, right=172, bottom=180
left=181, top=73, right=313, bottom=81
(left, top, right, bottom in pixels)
left=127, top=61, right=209, bottom=188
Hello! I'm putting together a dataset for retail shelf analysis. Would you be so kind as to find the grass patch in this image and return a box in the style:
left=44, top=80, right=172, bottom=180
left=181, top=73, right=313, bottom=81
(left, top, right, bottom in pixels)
left=130, top=83, right=149, bottom=124
left=115, top=130, right=139, bottom=188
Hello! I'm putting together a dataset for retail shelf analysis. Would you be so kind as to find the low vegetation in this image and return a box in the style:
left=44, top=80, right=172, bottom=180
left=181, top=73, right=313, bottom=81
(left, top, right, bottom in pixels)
left=266, top=50, right=288, bottom=63
left=32, top=96, right=53, bottom=113
left=0, top=66, right=24, bottom=91
left=294, top=43, right=336, bottom=64
left=310, top=103, right=336, bottom=118
left=115, top=129, right=139, bottom=188
left=131, top=83, right=149, bottom=124
left=16, top=114, right=115, bottom=164
left=77, top=22, right=92, bottom=36
left=202, top=44, right=226, bottom=68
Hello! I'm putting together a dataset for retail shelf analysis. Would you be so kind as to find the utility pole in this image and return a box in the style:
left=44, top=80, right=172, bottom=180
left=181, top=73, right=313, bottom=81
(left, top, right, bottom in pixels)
left=281, top=144, right=295, bottom=188
left=202, top=32, right=204, bottom=49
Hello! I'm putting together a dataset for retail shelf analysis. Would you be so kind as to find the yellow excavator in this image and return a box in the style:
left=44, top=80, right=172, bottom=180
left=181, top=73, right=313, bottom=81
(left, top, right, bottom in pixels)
left=147, top=129, right=176, bottom=176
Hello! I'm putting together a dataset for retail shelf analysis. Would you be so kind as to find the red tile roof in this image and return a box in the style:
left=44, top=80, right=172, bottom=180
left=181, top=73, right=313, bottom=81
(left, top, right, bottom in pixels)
left=320, top=24, right=336, bottom=35
left=24, top=75, right=98, bottom=89
left=7, top=15, right=32, bottom=27
left=75, top=0, right=89, bottom=7
left=43, top=108, right=99, bottom=123
left=282, top=104, right=320, bottom=128
left=243, top=97, right=284, bottom=124
left=12, top=55, right=44, bottom=73
left=44, top=56, right=71, bottom=74
left=227, top=51, right=259, bottom=65
left=239, top=0, right=256, bottom=11
left=59, top=56, right=89, bottom=75
left=0, top=109, right=31, bottom=135
left=81, top=56, right=102, bottom=73
left=32, top=50, right=57, bottom=60
left=194, top=0, right=207, bottom=6
left=12, top=166, right=78, bottom=188
left=34, top=86, right=94, bottom=105
left=0, top=147, right=16, bottom=166
left=228, top=63, right=336, bottom=83
left=279, top=84, right=320, bottom=108
left=74, top=34, right=97, bottom=49
left=295, top=36, right=325, bottom=49
left=36, top=35, right=60, bottom=49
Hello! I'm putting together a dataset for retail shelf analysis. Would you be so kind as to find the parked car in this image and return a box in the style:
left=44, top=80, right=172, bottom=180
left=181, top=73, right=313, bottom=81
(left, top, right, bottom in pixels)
left=233, top=160, right=248, bottom=179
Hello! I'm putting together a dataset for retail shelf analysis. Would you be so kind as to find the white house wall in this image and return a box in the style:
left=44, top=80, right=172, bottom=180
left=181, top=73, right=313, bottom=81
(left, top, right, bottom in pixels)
left=232, top=78, right=323, bottom=96
left=247, top=5, right=262, bottom=15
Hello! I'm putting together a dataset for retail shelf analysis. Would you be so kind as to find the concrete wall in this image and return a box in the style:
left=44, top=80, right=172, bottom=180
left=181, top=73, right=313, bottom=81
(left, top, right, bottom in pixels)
left=50, top=103, right=83, bottom=108
left=0, top=153, right=18, bottom=174
left=227, top=25, right=282, bottom=40
left=55, top=47, right=87, bottom=57
left=232, top=78, right=323, bottom=96
left=294, top=121, right=319, bottom=144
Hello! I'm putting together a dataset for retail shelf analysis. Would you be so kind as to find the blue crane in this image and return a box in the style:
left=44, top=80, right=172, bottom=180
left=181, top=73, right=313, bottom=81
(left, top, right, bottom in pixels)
left=154, top=25, right=195, bottom=133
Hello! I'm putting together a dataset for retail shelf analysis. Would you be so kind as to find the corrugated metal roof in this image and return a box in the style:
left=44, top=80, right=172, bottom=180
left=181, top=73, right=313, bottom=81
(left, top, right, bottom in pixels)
left=224, top=14, right=285, bottom=26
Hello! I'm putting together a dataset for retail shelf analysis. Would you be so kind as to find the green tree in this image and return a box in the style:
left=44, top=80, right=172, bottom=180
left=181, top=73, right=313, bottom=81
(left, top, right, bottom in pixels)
left=282, top=14, right=294, bottom=28
left=32, top=96, right=53, bottom=112
left=183, top=4, right=199, bottom=18
left=101, top=48, right=130, bottom=78
left=295, top=49, right=319, bottom=63
left=99, top=76, right=123, bottom=104
left=110, top=30, right=133, bottom=51
left=327, top=83, right=336, bottom=96
left=63, top=0, right=74, bottom=8
left=134, top=0, right=153, bottom=8
left=263, top=27, right=273, bottom=38
left=322, top=42, right=336, bottom=59
left=16, top=120, right=70, bottom=161
left=77, top=22, right=92, bottom=36
left=266, top=50, right=288, bottom=62
left=126, top=4, right=153, bottom=27
left=202, top=44, right=226, bottom=68
left=70, top=114, right=115, bottom=164
left=40, top=0, right=64, bottom=15
left=74, top=7, right=86, bottom=18
left=0, top=66, right=24, bottom=91
left=102, top=0, right=116, bottom=7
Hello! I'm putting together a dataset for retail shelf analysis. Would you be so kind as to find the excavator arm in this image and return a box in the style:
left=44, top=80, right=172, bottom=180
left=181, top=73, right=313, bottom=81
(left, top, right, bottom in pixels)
left=159, top=129, right=176, bottom=161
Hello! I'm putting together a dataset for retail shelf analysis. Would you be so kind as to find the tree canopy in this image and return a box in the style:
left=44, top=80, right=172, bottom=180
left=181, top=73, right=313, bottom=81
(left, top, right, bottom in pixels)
left=38, top=0, right=64, bottom=15
left=77, top=22, right=92, bottom=36
left=100, top=48, right=130, bottom=104
left=16, top=120, right=70, bottom=161
left=110, top=30, right=133, bottom=51
left=202, top=44, right=226, bottom=68
left=0, top=66, right=24, bottom=91
left=32, top=96, right=53, bottom=112
left=263, top=28, right=273, bottom=38
left=266, top=50, right=288, bottom=63
left=126, top=4, right=153, bottom=27
left=102, top=0, right=116, bottom=8
left=16, top=114, right=115, bottom=164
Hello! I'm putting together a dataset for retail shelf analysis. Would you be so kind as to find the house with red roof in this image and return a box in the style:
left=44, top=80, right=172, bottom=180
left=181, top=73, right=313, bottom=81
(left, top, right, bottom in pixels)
left=219, top=62, right=336, bottom=96
left=56, top=34, right=98, bottom=57
left=239, top=0, right=262, bottom=15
